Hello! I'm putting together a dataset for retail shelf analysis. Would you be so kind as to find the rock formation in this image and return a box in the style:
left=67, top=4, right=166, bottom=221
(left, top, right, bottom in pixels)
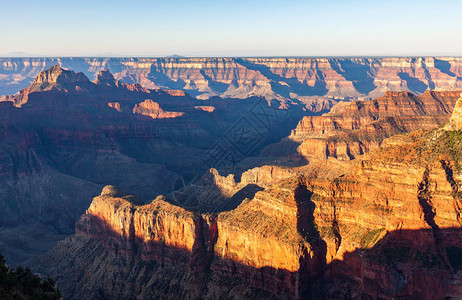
left=306, top=126, right=462, bottom=299
left=2, top=57, right=462, bottom=111
left=0, top=65, right=302, bottom=267
left=132, top=99, right=184, bottom=119
left=445, top=92, right=462, bottom=130
left=290, top=90, right=461, bottom=160
left=30, top=89, right=462, bottom=299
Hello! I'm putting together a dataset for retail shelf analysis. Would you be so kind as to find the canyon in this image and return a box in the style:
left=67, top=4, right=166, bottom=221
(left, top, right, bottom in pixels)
left=0, top=65, right=302, bottom=267
left=29, top=86, right=462, bottom=298
left=1, top=57, right=462, bottom=112
left=2, top=62, right=462, bottom=299
left=32, top=101, right=462, bottom=298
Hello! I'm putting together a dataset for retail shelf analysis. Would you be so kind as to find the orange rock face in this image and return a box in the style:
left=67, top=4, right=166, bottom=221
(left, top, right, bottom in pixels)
left=132, top=99, right=184, bottom=119
left=194, top=105, right=215, bottom=112
left=213, top=178, right=326, bottom=298
left=445, top=92, right=462, bottom=130
left=163, top=89, right=186, bottom=97
left=302, top=126, right=462, bottom=298
left=77, top=186, right=201, bottom=262
left=291, top=90, right=461, bottom=160
left=107, top=102, right=122, bottom=112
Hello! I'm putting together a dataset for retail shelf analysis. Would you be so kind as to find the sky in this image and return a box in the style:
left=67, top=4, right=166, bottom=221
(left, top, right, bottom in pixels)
left=1, top=0, right=461, bottom=57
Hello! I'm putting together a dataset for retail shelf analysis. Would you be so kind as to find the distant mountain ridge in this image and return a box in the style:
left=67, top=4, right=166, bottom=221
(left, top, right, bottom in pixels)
left=1, top=57, right=462, bottom=112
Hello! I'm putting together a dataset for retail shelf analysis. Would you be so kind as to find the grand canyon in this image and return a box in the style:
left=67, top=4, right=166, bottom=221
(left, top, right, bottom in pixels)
left=0, top=55, right=461, bottom=299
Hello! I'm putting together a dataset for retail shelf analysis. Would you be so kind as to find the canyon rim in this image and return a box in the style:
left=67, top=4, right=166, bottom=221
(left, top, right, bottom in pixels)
left=2, top=0, right=462, bottom=299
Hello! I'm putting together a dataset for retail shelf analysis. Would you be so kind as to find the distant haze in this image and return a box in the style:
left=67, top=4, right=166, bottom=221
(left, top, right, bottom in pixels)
left=2, top=0, right=462, bottom=57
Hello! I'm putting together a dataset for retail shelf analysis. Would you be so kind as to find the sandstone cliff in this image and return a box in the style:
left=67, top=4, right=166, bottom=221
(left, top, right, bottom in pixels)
left=445, top=92, right=462, bottom=130
left=132, top=99, right=184, bottom=119
left=31, top=93, right=462, bottom=299
left=2, top=57, right=462, bottom=111
left=290, top=90, right=461, bottom=160
left=0, top=65, right=304, bottom=268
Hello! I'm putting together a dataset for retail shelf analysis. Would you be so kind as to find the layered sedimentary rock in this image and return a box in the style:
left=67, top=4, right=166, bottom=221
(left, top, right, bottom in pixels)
left=213, top=178, right=326, bottom=298
left=32, top=95, right=462, bottom=299
left=36, top=177, right=323, bottom=299
left=305, top=126, right=462, bottom=299
left=77, top=186, right=199, bottom=262
left=2, top=57, right=462, bottom=111
left=290, top=90, right=461, bottom=160
left=0, top=65, right=303, bottom=267
left=168, top=166, right=298, bottom=213
left=445, top=92, right=462, bottom=130
left=132, top=99, right=184, bottom=119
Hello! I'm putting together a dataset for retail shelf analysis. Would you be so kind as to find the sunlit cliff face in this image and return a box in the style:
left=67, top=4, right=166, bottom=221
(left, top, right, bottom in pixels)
left=67, top=94, right=462, bottom=299
left=290, top=91, right=461, bottom=161
left=5, top=64, right=462, bottom=299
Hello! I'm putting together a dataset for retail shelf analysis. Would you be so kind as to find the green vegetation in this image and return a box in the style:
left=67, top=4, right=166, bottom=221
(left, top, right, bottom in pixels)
left=0, top=253, right=60, bottom=300
left=414, top=129, right=462, bottom=168
left=441, top=130, right=462, bottom=170
left=360, top=228, right=385, bottom=249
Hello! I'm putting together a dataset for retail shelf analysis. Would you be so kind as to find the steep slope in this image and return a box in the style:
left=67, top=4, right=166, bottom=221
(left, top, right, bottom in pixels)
left=0, top=65, right=304, bottom=266
left=31, top=95, right=462, bottom=299
left=290, top=90, right=461, bottom=160
left=32, top=178, right=324, bottom=299
left=307, top=126, right=462, bottom=299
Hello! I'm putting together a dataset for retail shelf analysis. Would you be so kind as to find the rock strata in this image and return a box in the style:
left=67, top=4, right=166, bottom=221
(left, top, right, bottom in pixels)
left=2, top=57, right=462, bottom=111
left=132, top=99, right=184, bottom=119
left=291, top=90, right=461, bottom=160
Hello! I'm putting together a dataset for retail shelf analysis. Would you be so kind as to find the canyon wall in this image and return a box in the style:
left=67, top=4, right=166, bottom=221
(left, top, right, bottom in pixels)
left=60, top=179, right=322, bottom=299
left=32, top=97, right=462, bottom=299
left=0, top=65, right=300, bottom=266
left=1, top=57, right=462, bottom=111
left=289, top=90, right=461, bottom=160
left=306, top=126, right=462, bottom=299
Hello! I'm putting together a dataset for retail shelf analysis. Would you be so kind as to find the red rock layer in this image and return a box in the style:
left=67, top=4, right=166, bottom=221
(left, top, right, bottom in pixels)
left=132, top=99, right=184, bottom=119
left=291, top=90, right=461, bottom=160
left=76, top=177, right=323, bottom=298
left=303, top=126, right=462, bottom=299
left=2, top=57, right=462, bottom=111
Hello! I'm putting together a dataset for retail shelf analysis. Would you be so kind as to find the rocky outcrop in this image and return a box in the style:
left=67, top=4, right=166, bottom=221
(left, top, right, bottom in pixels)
left=42, top=177, right=324, bottom=299
left=214, top=178, right=325, bottom=298
left=194, top=105, right=215, bottom=112
left=33, top=65, right=90, bottom=86
left=291, top=90, right=461, bottom=160
left=444, top=93, right=462, bottom=130
left=77, top=186, right=200, bottom=262
left=132, top=99, right=184, bottom=119
left=2, top=57, right=462, bottom=111
left=0, top=65, right=94, bottom=107
left=292, top=126, right=462, bottom=299
left=32, top=99, right=462, bottom=299
left=107, top=101, right=122, bottom=112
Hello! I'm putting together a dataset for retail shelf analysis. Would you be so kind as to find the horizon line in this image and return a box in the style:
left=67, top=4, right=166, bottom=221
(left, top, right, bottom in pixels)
left=2, top=55, right=462, bottom=59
